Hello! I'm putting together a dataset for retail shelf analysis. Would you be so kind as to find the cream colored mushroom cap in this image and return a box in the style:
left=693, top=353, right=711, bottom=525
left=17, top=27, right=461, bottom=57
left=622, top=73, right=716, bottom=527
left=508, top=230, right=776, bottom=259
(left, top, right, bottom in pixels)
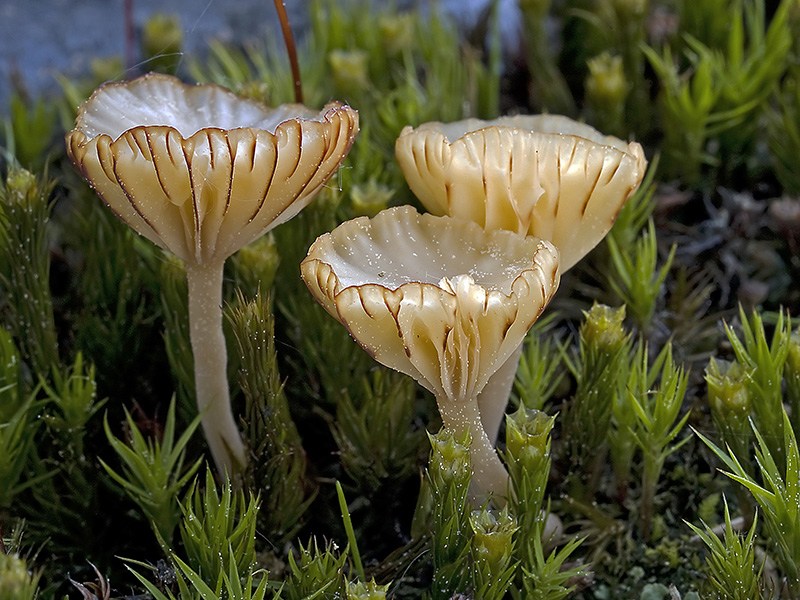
left=66, top=73, right=358, bottom=265
left=395, top=114, right=647, bottom=271
left=301, top=206, right=560, bottom=402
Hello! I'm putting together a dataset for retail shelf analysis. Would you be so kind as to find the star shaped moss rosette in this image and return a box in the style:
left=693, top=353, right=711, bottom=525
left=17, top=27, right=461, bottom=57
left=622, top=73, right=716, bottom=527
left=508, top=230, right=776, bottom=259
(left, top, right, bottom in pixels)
left=395, top=114, right=647, bottom=271
left=66, top=73, right=358, bottom=475
left=301, top=206, right=560, bottom=501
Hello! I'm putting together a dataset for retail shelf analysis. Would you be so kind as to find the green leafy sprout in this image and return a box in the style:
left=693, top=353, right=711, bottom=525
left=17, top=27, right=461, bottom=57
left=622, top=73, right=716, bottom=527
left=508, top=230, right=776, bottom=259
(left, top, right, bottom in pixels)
left=697, top=409, right=800, bottom=594
left=101, top=400, right=203, bottom=546
left=686, top=498, right=764, bottom=599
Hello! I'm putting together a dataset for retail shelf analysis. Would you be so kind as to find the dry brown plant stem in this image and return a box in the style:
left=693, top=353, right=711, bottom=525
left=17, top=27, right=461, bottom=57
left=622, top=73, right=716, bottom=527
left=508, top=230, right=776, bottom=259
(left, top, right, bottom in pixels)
left=273, top=0, right=303, bottom=104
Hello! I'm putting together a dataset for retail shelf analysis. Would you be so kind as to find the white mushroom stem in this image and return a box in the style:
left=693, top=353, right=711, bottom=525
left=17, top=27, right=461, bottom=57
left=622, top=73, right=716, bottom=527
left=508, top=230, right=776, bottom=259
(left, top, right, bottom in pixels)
left=185, top=261, right=247, bottom=475
left=477, top=343, right=524, bottom=445
left=437, top=392, right=511, bottom=506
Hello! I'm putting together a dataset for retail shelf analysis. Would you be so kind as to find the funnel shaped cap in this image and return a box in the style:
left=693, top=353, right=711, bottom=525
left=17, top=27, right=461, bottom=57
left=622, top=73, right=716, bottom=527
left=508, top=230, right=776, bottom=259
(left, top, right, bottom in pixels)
left=396, top=114, right=646, bottom=271
left=301, top=206, right=560, bottom=403
left=67, top=73, right=358, bottom=265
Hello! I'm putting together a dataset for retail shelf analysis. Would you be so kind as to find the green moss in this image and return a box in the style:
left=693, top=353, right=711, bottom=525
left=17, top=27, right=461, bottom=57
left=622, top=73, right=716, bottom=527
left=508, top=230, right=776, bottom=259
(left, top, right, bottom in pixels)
left=3, top=0, right=800, bottom=597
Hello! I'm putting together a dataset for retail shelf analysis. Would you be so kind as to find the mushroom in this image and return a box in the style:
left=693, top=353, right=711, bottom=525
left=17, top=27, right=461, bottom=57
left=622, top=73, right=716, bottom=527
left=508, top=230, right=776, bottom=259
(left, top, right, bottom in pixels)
left=396, top=115, right=647, bottom=443
left=395, top=114, right=647, bottom=271
left=301, top=206, right=560, bottom=500
left=66, top=73, right=358, bottom=474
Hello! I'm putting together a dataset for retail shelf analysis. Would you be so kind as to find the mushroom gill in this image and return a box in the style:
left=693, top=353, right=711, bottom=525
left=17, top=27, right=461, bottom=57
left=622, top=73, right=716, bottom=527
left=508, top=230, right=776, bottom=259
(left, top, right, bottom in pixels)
left=301, top=206, right=560, bottom=501
left=395, top=114, right=647, bottom=271
left=67, top=73, right=358, bottom=266
left=66, top=73, right=358, bottom=475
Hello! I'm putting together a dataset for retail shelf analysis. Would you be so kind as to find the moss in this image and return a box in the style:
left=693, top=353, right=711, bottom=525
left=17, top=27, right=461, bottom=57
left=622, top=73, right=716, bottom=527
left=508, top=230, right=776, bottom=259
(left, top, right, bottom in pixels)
left=2, top=0, right=800, bottom=597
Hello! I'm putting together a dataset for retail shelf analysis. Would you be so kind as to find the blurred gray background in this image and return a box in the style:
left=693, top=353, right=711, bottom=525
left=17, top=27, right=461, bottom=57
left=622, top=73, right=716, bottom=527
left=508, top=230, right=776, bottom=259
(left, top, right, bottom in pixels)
left=0, top=0, right=524, bottom=108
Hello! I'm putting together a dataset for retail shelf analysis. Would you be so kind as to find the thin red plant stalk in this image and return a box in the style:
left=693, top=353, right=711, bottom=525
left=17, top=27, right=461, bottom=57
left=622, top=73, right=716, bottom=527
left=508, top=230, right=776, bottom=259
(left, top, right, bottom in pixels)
left=272, top=0, right=303, bottom=104
left=124, top=0, right=136, bottom=74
